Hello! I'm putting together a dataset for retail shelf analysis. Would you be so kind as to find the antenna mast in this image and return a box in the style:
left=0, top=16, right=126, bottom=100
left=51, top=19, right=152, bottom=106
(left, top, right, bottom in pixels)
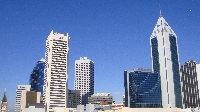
left=159, top=4, right=162, bottom=17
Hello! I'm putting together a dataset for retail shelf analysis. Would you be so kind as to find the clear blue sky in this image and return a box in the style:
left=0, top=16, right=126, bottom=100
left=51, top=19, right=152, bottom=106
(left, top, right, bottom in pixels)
left=0, top=0, right=199, bottom=111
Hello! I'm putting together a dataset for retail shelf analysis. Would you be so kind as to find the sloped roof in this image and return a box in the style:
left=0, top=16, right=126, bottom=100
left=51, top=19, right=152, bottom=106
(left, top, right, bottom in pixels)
left=2, top=92, right=7, bottom=102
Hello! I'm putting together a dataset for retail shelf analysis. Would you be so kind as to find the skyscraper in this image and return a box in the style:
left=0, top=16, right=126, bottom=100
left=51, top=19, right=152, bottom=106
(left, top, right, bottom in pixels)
left=15, top=85, right=31, bottom=112
left=180, top=60, right=200, bottom=108
left=150, top=12, right=182, bottom=108
left=29, top=58, right=45, bottom=96
left=43, top=30, right=70, bottom=112
left=124, top=68, right=162, bottom=108
left=74, top=57, right=94, bottom=105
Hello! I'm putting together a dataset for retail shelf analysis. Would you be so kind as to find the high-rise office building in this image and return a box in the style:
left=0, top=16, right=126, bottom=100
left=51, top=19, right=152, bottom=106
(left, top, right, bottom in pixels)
left=74, top=57, right=94, bottom=105
left=150, top=11, right=182, bottom=108
left=43, top=30, right=70, bottom=112
left=15, top=85, right=31, bottom=112
left=124, top=68, right=161, bottom=108
left=29, top=58, right=45, bottom=96
left=180, top=60, right=200, bottom=108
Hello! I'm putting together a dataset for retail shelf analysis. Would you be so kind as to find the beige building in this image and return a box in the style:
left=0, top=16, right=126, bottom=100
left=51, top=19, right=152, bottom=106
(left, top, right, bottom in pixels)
left=20, top=91, right=41, bottom=111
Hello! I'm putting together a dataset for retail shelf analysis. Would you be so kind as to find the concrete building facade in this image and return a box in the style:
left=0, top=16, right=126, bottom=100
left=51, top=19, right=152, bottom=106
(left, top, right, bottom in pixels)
left=43, top=30, right=70, bottom=112
left=180, top=60, right=200, bottom=108
left=88, top=93, right=113, bottom=105
left=74, top=57, right=94, bottom=105
left=20, top=91, right=41, bottom=110
left=15, top=85, right=31, bottom=112
left=150, top=12, right=182, bottom=108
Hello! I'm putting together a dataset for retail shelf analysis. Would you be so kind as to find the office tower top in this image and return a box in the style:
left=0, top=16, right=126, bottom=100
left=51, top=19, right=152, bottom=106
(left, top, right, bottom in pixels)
left=29, top=58, right=45, bottom=96
left=43, top=30, right=70, bottom=112
left=74, top=57, right=94, bottom=105
left=180, top=60, right=200, bottom=108
left=124, top=68, right=161, bottom=108
left=150, top=13, right=182, bottom=108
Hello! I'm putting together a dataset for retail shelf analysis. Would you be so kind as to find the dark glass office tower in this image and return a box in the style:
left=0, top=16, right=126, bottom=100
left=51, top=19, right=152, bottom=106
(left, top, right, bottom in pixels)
left=124, top=68, right=162, bottom=108
left=29, top=58, right=45, bottom=96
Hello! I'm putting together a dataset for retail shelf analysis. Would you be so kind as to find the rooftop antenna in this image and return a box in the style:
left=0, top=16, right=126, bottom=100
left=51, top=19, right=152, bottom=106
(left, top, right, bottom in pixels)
left=159, top=4, right=162, bottom=17
left=5, top=88, right=6, bottom=93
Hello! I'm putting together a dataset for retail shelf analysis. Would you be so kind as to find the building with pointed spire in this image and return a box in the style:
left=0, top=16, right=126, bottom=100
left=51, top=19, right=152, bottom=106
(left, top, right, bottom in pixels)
left=0, top=91, right=8, bottom=112
left=43, top=30, right=70, bottom=112
left=150, top=11, right=182, bottom=108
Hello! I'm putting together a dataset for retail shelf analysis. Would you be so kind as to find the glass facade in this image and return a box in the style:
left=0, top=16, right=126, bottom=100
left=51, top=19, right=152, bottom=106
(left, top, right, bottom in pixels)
left=29, top=59, right=45, bottom=96
left=124, top=69, right=162, bottom=108
left=124, top=71, right=128, bottom=107
left=169, top=34, right=182, bottom=108
left=151, top=37, right=160, bottom=74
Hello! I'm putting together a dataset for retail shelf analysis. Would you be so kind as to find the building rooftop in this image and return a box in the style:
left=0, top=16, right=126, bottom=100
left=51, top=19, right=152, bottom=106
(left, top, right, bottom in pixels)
left=132, top=68, right=152, bottom=72
left=2, top=92, right=7, bottom=102
left=28, top=103, right=44, bottom=108
left=92, top=93, right=110, bottom=97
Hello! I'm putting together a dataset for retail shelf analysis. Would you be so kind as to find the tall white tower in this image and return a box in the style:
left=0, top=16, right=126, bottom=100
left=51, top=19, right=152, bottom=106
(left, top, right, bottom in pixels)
left=74, top=57, right=94, bottom=105
left=15, top=85, right=31, bottom=112
left=43, top=30, right=70, bottom=112
left=150, top=12, right=182, bottom=108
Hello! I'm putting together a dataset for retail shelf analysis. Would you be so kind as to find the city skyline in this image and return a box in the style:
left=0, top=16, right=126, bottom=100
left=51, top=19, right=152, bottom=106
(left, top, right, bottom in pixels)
left=0, top=1, right=200, bottom=112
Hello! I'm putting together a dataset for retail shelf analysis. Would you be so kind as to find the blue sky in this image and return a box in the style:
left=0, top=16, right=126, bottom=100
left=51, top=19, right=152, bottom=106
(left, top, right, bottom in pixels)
left=0, top=0, right=200, bottom=111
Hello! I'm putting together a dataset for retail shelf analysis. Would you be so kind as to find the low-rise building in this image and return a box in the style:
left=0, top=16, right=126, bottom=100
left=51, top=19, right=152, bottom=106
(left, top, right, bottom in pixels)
left=68, top=89, right=80, bottom=108
left=20, top=91, right=41, bottom=111
left=22, top=105, right=45, bottom=112
left=88, top=93, right=113, bottom=105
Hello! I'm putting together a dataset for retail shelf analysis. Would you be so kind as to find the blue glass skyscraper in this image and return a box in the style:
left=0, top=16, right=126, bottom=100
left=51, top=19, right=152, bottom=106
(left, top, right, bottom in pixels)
left=29, top=58, right=45, bottom=96
left=124, top=68, right=162, bottom=108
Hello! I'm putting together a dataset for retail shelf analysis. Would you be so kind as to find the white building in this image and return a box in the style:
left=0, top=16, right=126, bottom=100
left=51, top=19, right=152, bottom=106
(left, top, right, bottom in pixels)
left=22, top=106, right=45, bottom=112
left=150, top=11, right=182, bottom=108
left=43, top=30, right=70, bottom=112
left=15, top=85, right=31, bottom=112
left=74, top=57, right=94, bottom=105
